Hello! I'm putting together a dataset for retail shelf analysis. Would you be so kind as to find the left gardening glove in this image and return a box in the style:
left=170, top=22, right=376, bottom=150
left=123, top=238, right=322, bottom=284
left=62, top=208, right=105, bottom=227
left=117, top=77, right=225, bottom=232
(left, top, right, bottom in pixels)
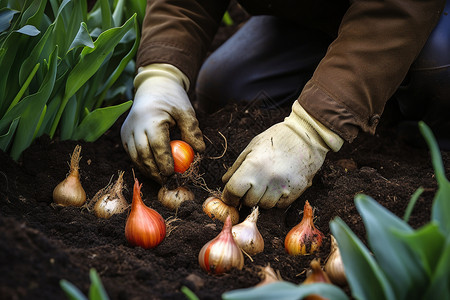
left=222, top=101, right=344, bottom=209
left=121, top=63, right=205, bottom=184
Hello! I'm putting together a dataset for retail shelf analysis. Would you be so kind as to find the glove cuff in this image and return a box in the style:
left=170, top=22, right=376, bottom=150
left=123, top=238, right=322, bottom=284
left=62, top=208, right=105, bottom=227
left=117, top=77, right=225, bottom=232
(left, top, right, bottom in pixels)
left=289, top=101, right=344, bottom=152
left=134, top=63, right=190, bottom=91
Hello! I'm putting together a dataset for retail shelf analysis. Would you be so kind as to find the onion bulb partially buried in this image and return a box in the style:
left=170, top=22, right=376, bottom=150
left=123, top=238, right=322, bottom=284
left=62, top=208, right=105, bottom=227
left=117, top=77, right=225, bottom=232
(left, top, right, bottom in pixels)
left=285, top=200, right=324, bottom=256
left=324, top=235, right=347, bottom=286
left=256, top=264, right=282, bottom=287
left=198, top=215, right=244, bottom=274
left=53, top=145, right=86, bottom=207
left=158, top=186, right=195, bottom=210
left=302, top=259, right=332, bottom=300
left=232, top=206, right=264, bottom=255
left=203, top=196, right=239, bottom=225
left=125, top=178, right=166, bottom=249
left=92, top=171, right=128, bottom=219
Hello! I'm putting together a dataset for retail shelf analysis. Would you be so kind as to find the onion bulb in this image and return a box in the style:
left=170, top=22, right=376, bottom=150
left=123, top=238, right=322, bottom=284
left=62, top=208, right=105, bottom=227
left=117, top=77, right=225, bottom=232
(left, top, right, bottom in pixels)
left=171, top=140, right=195, bottom=173
left=256, top=264, right=282, bottom=287
left=125, top=178, right=166, bottom=249
left=198, top=215, right=244, bottom=274
left=158, top=186, right=195, bottom=210
left=302, top=259, right=332, bottom=300
left=232, top=206, right=264, bottom=255
left=285, top=200, right=324, bottom=256
left=203, top=196, right=239, bottom=225
left=53, top=145, right=86, bottom=207
left=324, top=235, right=347, bottom=286
left=92, top=171, right=128, bottom=219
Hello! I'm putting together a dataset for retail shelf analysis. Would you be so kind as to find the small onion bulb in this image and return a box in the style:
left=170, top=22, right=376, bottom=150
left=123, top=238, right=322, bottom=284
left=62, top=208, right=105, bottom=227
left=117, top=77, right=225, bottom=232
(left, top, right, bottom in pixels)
left=324, top=235, right=347, bottom=286
left=302, top=259, right=332, bottom=300
left=256, top=264, right=282, bottom=287
left=203, top=196, right=239, bottom=225
left=125, top=178, right=166, bottom=249
left=232, top=206, right=264, bottom=255
left=285, top=200, right=324, bottom=256
left=171, top=140, right=195, bottom=173
left=92, top=171, right=128, bottom=219
left=53, top=145, right=86, bottom=207
left=198, top=215, right=244, bottom=274
left=158, top=186, right=195, bottom=210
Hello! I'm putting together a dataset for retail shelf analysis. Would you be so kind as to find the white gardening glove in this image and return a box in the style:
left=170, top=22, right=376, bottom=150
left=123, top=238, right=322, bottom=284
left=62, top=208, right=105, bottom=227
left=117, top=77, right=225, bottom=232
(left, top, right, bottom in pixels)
left=222, top=101, right=344, bottom=209
left=121, top=63, right=205, bottom=183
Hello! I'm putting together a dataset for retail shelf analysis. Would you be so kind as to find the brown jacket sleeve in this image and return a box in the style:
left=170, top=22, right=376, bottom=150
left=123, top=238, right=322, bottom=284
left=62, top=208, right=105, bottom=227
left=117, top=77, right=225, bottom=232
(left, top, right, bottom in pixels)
left=299, top=0, right=445, bottom=142
left=136, top=0, right=229, bottom=84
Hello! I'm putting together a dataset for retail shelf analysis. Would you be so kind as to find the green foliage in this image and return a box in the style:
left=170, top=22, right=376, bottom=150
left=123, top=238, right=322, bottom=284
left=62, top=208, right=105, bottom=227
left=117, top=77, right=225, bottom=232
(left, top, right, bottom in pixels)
left=222, top=121, right=450, bottom=300
left=331, top=121, right=450, bottom=300
left=60, top=268, right=109, bottom=300
left=0, top=0, right=146, bottom=160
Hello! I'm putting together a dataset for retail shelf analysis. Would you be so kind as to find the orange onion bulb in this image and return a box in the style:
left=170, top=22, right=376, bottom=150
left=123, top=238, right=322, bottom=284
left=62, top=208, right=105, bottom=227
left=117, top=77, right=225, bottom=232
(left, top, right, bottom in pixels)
left=125, top=178, right=166, bottom=249
left=198, top=215, right=244, bottom=274
left=171, top=140, right=194, bottom=173
left=285, top=200, right=324, bottom=256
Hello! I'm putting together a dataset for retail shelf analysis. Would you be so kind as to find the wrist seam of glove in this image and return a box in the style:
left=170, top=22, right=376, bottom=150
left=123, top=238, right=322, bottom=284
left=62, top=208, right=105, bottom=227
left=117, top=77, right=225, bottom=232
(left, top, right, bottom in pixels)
left=134, top=63, right=190, bottom=91
left=289, top=101, right=344, bottom=152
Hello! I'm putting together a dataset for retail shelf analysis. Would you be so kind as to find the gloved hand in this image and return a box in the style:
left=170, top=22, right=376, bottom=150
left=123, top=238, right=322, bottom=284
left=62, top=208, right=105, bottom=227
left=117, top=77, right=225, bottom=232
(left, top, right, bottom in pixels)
left=222, top=101, right=344, bottom=209
left=121, top=63, right=205, bottom=183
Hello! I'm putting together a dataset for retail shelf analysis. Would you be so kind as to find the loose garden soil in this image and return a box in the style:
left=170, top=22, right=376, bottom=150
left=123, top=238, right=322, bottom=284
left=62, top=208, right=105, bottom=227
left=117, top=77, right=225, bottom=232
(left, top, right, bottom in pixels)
left=1, top=3, right=449, bottom=300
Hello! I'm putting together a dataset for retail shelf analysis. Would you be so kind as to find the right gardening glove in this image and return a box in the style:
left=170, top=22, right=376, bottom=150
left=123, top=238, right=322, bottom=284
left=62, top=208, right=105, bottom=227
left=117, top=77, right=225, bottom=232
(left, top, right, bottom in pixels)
left=222, top=101, right=344, bottom=209
left=121, top=63, right=205, bottom=184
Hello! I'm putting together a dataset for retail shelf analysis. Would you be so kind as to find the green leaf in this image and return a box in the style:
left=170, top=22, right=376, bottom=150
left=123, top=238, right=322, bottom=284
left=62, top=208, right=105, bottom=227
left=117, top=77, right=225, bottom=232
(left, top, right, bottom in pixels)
left=49, top=14, right=136, bottom=138
left=6, top=46, right=58, bottom=160
left=99, top=0, right=112, bottom=30
left=68, top=22, right=94, bottom=52
left=222, top=282, right=349, bottom=300
left=60, top=279, right=88, bottom=300
left=0, top=8, right=19, bottom=33
left=355, top=194, right=428, bottom=299
left=181, top=286, right=199, bottom=300
left=0, top=117, right=19, bottom=152
left=16, top=24, right=40, bottom=36
left=403, top=187, right=424, bottom=222
left=88, top=269, right=110, bottom=300
left=60, top=96, right=77, bottom=140
left=330, top=217, right=396, bottom=300
left=418, top=121, right=450, bottom=236
left=423, top=238, right=450, bottom=299
left=392, top=222, right=445, bottom=276
left=72, top=100, right=132, bottom=142
left=9, top=62, right=40, bottom=113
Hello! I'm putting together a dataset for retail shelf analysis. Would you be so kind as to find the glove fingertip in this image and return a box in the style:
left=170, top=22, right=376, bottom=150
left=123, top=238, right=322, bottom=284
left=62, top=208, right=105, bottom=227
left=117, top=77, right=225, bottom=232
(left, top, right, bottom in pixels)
left=221, top=186, right=240, bottom=207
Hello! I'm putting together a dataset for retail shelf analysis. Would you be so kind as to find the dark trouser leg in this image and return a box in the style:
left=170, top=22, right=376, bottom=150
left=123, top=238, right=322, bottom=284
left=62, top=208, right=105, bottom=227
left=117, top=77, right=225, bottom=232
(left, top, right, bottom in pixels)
left=394, top=1, right=450, bottom=148
left=195, top=16, right=332, bottom=113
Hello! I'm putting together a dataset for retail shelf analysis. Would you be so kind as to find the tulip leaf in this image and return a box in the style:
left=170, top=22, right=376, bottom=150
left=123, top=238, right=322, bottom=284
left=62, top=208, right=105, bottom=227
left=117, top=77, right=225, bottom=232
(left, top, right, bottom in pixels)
left=72, top=100, right=132, bottom=142
left=0, top=117, right=19, bottom=152
left=355, top=194, right=428, bottom=299
left=88, top=269, right=110, bottom=300
left=391, top=222, right=445, bottom=276
left=0, top=8, right=18, bottom=33
left=418, top=121, right=450, bottom=236
left=60, top=279, right=88, bottom=300
left=423, top=238, right=450, bottom=299
left=68, top=22, right=94, bottom=52
left=330, top=217, right=396, bottom=300
left=15, top=24, right=40, bottom=36
left=222, top=282, right=349, bottom=300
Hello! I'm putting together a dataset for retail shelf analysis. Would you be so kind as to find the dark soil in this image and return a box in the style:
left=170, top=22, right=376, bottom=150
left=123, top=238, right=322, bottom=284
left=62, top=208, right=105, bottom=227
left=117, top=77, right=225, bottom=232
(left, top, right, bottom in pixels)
left=1, top=4, right=449, bottom=300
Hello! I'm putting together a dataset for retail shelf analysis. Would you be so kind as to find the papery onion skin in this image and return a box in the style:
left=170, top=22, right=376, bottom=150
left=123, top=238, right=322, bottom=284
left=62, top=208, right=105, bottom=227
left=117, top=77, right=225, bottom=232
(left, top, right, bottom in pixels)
left=158, top=186, right=195, bottom=210
left=232, top=206, right=264, bottom=255
left=203, top=197, right=239, bottom=225
left=198, top=215, right=244, bottom=274
left=93, top=171, right=128, bottom=219
left=53, top=145, right=86, bottom=207
left=171, top=140, right=195, bottom=173
left=285, top=200, right=324, bottom=256
left=325, top=235, right=347, bottom=286
left=125, top=178, right=166, bottom=249
left=303, top=259, right=332, bottom=300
